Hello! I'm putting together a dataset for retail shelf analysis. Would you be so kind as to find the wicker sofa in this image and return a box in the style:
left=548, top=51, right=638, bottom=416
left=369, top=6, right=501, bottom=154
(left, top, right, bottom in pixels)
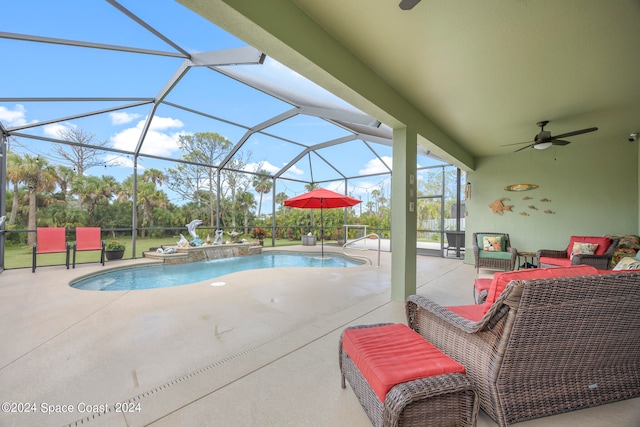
left=537, top=235, right=619, bottom=270
left=406, top=266, right=640, bottom=426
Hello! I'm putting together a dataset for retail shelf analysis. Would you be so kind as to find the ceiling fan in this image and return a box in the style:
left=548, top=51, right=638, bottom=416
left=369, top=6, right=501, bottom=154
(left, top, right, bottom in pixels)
left=399, top=0, right=421, bottom=10
left=504, top=120, right=598, bottom=152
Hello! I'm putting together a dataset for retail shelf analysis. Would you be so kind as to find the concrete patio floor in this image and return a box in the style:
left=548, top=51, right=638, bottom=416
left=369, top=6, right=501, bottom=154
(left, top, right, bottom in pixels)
left=0, top=246, right=638, bottom=427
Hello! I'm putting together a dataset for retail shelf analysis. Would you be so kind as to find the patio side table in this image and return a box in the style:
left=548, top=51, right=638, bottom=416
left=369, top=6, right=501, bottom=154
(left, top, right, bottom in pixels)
left=517, top=251, right=537, bottom=269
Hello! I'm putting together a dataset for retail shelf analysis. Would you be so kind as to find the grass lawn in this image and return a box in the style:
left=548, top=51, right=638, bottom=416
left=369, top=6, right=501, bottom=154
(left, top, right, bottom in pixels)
left=3, top=237, right=309, bottom=270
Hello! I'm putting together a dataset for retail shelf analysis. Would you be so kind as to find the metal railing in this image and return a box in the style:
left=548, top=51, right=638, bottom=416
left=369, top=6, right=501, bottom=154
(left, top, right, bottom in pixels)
left=342, top=233, right=381, bottom=267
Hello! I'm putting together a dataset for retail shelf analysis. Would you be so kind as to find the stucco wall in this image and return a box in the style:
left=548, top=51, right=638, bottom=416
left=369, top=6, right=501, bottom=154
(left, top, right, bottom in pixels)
left=464, top=139, right=638, bottom=264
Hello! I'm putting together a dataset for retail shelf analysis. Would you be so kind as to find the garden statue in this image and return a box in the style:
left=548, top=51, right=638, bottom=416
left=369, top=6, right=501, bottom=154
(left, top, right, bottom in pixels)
left=214, top=230, right=224, bottom=245
left=177, top=234, right=189, bottom=248
left=227, top=230, right=242, bottom=243
left=157, top=247, right=177, bottom=254
left=186, top=219, right=203, bottom=246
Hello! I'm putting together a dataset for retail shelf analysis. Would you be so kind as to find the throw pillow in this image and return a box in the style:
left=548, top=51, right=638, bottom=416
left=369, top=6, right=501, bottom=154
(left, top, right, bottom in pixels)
left=571, top=242, right=598, bottom=260
left=483, top=236, right=503, bottom=252
left=613, top=256, right=640, bottom=270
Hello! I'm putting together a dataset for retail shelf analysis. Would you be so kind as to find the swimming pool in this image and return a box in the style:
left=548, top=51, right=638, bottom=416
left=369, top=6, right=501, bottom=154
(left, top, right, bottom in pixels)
left=71, top=252, right=365, bottom=291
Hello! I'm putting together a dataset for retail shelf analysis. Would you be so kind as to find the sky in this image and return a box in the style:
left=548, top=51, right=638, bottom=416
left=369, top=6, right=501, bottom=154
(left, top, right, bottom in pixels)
left=0, top=0, right=448, bottom=214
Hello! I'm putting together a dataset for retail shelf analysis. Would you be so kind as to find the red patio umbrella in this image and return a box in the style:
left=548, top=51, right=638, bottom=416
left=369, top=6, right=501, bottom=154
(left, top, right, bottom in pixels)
left=284, top=188, right=361, bottom=258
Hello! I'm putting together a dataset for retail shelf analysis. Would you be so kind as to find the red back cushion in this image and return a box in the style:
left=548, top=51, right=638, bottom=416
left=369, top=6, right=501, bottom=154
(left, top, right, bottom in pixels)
left=342, top=324, right=465, bottom=401
left=567, top=236, right=611, bottom=256
left=36, top=227, right=67, bottom=253
left=483, top=265, right=598, bottom=314
left=75, top=227, right=103, bottom=251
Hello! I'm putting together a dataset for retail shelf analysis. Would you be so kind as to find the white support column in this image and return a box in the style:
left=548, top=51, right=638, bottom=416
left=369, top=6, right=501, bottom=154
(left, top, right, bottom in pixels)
left=391, top=127, right=417, bottom=301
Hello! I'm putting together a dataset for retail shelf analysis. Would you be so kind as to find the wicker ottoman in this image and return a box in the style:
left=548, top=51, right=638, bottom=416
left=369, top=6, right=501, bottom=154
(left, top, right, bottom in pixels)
left=339, top=323, right=478, bottom=427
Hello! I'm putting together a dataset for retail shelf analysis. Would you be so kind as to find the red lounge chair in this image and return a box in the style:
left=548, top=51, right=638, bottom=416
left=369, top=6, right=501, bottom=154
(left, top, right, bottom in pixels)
left=73, top=227, right=105, bottom=268
left=32, top=227, right=70, bottom=273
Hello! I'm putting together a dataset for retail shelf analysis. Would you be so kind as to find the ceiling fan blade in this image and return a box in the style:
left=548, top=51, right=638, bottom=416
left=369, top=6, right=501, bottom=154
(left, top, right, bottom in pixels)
left=552, top=140, right=571, bottom=146
left=500, top=140, right=534, bottom=147
left=552, top=127, right=598, bottom=139
left=514, top=143, right=535, bottom=152
left=399, top=0, right=421, bottom=10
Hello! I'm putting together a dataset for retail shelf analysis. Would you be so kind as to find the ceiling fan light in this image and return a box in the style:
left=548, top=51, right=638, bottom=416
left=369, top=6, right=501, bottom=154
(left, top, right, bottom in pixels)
left=534, top=142, right=553, bottom=150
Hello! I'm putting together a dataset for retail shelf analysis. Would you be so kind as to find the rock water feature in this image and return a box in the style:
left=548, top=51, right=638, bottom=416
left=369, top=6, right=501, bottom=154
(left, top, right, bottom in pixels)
left=203, top=245, right=241, bottom=261
left=144, top=243, right=257, bottom=265
left=144, top=221, right=261, bottom=265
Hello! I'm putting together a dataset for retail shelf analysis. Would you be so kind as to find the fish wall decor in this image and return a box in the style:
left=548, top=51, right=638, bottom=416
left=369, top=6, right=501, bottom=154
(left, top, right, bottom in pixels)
left=489, top=198, right=514, bottom=215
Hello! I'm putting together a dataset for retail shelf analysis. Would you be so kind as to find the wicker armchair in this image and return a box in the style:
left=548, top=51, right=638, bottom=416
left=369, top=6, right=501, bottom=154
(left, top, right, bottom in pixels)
left=406, top=271, right=640, bottom=426
left=537, top=236, right=619, bottom=270
left=472, top=232, right=517, bottom=273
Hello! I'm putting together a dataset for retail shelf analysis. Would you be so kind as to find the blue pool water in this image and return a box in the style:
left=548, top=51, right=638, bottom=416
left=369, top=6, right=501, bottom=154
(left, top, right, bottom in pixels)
left=71, top=252, right=365, bottom=291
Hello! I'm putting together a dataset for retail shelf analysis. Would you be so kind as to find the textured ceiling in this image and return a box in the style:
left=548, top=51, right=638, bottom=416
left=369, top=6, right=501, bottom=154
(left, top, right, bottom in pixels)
left=246, top=0, right=640, bottom=159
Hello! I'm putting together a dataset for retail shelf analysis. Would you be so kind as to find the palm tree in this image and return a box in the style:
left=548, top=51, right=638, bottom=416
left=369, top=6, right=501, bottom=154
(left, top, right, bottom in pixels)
left=371, top=189, right=381, bottom=214
left=54, top=165, right=76, bottom=201
left=71, top=175, right=119, bottom=225
left=99, top=175, right=119, bottom=201
left=117, top=175, right=139, bottom=235
left=236, top=191, right=256, bottom=234
left=6, top=151, right=24, bottom=226
left=137, top=181, right=169, bottom=238
left=305, top=182, right=319, bottom=192
left=20, top=155, right=58, bottom=245
left=252, top=170, right=272, bottom=218
left=275, top=192, right=288, bottom=209
left=141, top=168, right=166, bottom=187
left=71, top=176, right=99, bottom=223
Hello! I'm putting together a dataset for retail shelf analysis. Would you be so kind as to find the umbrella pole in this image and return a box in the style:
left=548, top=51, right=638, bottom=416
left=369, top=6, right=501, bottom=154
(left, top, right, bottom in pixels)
left=320, top=204, right=324, bottom=258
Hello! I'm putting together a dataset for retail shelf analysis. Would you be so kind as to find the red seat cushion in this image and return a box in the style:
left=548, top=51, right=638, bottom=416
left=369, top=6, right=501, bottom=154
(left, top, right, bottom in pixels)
left=474, top=278, right=491, bottom=293
left=539, top=256, right=573, bottom=267
left=342, top=324, right=465, bottom=402
left=482, top=265, right=598, bottom=314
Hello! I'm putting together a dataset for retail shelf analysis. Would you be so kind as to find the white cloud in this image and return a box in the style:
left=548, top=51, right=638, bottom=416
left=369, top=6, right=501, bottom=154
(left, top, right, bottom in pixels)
left=280, top=164, right=304, bottom=180
left=245, top=160, right=279, bottom=174
left=326, top=182, right=345, bottom=193
left=43, top=122, right=73, bottom=138
left=245, top=160, right=304, bottom=180
left=358, top=156, right=392, bottom=175
left=111, top=116, right=184, bottom=157
left=149, top=116, right=183, bottom=131
left=0, top=104, right=28, bottom=127
left=110, top=111, right=140, bottom=125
